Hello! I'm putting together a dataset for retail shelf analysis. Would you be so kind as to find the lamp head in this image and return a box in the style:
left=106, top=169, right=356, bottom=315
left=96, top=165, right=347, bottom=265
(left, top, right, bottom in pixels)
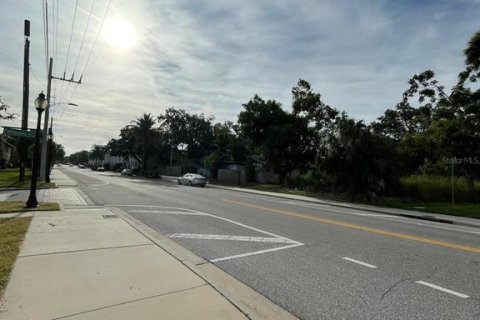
left=47, top=127, right=54, bottom=141
left=34, top=92, right=48, bottom=111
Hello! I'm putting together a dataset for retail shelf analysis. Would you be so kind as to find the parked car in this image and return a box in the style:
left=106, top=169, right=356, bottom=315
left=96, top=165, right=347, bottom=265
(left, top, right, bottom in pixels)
left=121, top=168, right=133, bottom=176
left=97, top=167, right=105, bottom=172
left=177, top=173, right=207, bottom=187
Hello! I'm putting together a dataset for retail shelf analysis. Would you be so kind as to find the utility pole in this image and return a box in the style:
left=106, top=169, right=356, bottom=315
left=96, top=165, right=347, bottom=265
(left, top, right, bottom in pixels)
left=40, top=59, right=81, bottom=180
left=19, top=20, right=30, bottom=182
left=40, top=58, right=53, bottom=180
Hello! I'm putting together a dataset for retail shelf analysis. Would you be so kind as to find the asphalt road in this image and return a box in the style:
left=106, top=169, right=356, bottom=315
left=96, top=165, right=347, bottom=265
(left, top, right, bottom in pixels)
left=59, top=167, right=480, bottom=320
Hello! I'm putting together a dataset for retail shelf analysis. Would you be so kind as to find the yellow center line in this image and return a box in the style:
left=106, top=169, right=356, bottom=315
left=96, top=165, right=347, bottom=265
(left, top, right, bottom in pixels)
left=222, top=199, right=480, bottom=254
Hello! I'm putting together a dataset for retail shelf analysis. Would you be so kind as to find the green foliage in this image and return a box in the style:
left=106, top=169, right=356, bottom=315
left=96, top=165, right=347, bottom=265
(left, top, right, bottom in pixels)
left=400, top=175, right=480, bottom=202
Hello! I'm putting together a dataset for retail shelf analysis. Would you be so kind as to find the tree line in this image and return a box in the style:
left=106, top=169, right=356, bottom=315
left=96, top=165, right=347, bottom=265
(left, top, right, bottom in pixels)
left=68, top=29, right=480, bottom=201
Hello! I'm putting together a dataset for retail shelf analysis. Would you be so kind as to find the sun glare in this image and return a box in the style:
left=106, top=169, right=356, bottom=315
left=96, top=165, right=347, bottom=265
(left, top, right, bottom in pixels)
left=103, top=17, right=136, bottom=49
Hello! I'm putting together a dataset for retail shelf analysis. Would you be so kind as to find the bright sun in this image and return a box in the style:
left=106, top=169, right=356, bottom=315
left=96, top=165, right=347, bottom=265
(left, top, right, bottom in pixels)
left=103, top=17, right=136, bottom=49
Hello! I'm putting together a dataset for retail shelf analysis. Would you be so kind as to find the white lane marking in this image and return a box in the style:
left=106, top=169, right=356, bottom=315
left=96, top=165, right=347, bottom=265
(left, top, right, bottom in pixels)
left=415, top=281, right=469, bottom=299
left=130, top=210, right=208, bottom=216
left=342, top=257, right=377, bottom=269
left=211, top=243, right=303, bottom=263
left=168, top=233, right=294, bottom=243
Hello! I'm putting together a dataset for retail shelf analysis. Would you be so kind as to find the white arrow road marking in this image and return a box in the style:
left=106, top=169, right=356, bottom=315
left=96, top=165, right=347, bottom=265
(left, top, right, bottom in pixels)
left=168, top=233, right=294, bottom=243
left=416, top=281, right=469, bottom=299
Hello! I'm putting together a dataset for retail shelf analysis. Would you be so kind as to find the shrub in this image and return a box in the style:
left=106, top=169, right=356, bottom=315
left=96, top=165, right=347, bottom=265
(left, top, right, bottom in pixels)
left=400, top=175, right=480, bottom=202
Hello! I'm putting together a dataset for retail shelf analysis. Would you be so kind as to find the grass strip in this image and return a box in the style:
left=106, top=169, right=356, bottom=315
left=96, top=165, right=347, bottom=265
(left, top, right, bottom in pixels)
left=0, top=217, right=32, bottom=296
left=0, top=201, right=60, bottom=215
left=0, top=169, right=55, bottom=189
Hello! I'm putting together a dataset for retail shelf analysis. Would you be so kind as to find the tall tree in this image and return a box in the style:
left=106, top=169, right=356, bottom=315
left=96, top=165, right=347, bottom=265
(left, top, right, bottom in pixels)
left=238, top=95, right=312, bottom=183
left=89, top=145, right=105, bottom=168
left=131, top=113, right=158, bottom=175
left=291, top=79, right=338, bottom=168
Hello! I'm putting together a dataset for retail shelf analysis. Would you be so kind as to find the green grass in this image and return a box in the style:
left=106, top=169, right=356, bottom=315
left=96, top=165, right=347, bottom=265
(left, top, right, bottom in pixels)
left=0, top=201, right=60, bottom=214
left=0, top=217, right=32, bottom=296
left=400, top=175, right=480, bottom=202
left=0, top=169, right=55, bottom=189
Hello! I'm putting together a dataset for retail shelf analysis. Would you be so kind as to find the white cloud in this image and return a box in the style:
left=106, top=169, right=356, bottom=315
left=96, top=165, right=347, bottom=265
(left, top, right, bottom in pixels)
left=1, top=0, right=479, bottom=154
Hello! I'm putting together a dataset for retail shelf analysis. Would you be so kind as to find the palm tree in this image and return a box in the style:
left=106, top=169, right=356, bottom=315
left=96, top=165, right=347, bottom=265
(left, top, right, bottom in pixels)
left=132, top=113, right=157, bottom=175
left=89, top=144, right=105, bottom=168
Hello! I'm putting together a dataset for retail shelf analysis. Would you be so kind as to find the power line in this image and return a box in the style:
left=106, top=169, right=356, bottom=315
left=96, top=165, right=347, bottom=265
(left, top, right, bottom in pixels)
left=63, top=0, right=79, bottom=77
left=69, top=0, right=112, bottom=101
left=59, top=0, right=79, bottom=106
left=42, top=0, right=49, bottom=75
left=72, top=0, right=96, bottom=76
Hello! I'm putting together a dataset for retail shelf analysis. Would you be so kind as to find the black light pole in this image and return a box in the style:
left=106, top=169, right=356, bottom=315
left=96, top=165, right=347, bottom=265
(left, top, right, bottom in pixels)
left=45, top=117, right=54, bottom=183
left=26, top=92, right=48, bottom=208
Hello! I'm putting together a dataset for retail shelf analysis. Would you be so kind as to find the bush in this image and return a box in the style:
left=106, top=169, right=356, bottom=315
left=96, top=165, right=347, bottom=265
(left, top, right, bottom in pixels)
left=400, top=175, right=480, bottom=202
left=288, top=173, right=329, bottom=192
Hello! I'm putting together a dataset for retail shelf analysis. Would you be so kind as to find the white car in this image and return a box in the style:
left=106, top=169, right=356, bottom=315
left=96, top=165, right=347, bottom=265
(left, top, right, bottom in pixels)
left=177, top=173, right=207, bottom=187
left=121, top=168, right=133, bottom=176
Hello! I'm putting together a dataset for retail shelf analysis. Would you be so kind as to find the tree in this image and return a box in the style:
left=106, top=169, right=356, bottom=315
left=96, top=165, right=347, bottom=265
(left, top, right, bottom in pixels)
left=238, top=95, right=312, bottom=183
left=131, top=113, right=159, bottom=175
left=464, top=29, right=480, bottom=78
left=158, top=108, right=214, bottom=161
left=325, top=116, right=398, bottom=200
left=89, top=145, right=105, bottom=168
left=291, top=79, right=338, bottom=168
left=0, top=97, right=16, bottom=122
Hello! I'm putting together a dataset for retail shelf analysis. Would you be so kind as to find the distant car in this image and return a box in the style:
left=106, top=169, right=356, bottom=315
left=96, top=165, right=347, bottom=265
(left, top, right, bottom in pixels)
left=78, top=164, right=86, bottom=169
left=177, top=173, right=207, bottom=187
left=121, top=168, right=133, bottom=176
left=97, top=167, right=105, bottom=172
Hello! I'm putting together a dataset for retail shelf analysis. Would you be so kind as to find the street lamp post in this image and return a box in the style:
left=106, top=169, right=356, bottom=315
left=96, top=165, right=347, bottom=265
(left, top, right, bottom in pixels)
left=26, top=92, right=48, bottom=208
left=45, top=118, right=54, bottom=183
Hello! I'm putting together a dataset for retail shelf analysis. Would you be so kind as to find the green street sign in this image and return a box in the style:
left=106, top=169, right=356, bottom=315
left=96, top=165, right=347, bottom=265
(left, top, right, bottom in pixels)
left=3, top=127, right=36, bottom=139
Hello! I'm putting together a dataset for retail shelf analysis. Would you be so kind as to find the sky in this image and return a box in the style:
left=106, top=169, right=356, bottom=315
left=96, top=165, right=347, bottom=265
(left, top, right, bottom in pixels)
left=1, top=0, right=479, bottom=155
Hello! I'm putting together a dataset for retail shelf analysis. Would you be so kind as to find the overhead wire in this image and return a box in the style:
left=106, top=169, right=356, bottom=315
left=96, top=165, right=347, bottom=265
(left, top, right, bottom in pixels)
left=42, top=0, right=49, bottom=75
left=72, top=0, right=96, bottom=76
left=58, top=0, right=79, bottom=105
left=68, top=0, right=112, bottom=102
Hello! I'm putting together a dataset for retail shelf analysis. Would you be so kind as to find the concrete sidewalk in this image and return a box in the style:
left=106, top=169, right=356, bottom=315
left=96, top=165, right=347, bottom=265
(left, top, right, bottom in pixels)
left=161, top=175, right=480, bottom=229
left=0, top=170, right=297, bottom=320
left=0, top=208, right=251, bottom=319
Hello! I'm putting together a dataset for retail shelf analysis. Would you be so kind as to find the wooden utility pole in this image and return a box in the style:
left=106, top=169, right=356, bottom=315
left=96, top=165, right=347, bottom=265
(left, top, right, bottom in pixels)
left=40, top=58, right=53, bottom=181
left=40, top=59, right=82, bottom=180
left=19, top=20, right=30, bottom=182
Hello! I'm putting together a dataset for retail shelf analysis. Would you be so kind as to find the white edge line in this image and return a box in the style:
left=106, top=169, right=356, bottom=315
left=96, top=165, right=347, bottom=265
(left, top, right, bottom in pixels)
left=211, top=243, right=304, bottom=263
left=415, top=281, right=469, bottom=299
left=342, top=257, right=377, bottom=269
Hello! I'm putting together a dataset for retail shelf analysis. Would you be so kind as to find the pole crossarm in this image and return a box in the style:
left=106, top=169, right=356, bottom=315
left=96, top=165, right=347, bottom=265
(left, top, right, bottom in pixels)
left=51, top=74, right=82, bottom=84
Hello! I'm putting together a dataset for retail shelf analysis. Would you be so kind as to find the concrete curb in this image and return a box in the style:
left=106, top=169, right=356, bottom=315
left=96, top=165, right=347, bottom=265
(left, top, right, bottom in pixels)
left=109, top=206, right=299, bottom=320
